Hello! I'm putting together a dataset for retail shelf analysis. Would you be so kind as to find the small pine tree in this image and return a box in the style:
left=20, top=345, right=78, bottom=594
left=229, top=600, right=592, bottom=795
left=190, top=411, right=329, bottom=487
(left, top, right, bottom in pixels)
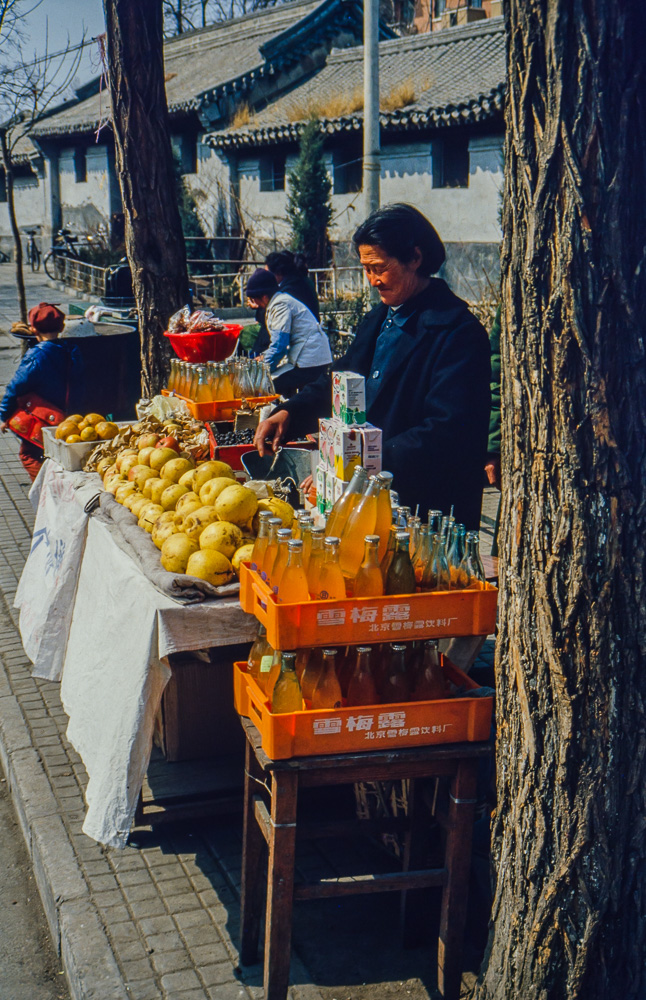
left=286, top=119, right=332, bottom=268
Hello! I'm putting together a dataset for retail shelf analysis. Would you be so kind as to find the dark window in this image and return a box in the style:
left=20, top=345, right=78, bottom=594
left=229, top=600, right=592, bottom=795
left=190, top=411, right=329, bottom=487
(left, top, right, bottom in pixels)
left=74, top=148, right=87, bottom=183
left=259, top=155, right=286, bottom=192
left=333, top=150, right=362, bottom=194
left=432, top=135, right=469, bottom=188
left=449, top=10, right=458, bottom=26
left=0, top=173, right=6, bottom=202
left=433, top=0, right=445, bottom=16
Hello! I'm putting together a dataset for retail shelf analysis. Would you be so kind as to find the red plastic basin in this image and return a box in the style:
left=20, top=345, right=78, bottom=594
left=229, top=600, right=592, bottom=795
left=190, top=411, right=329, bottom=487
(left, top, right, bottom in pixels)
left=164, top=324, right=243, bottom=362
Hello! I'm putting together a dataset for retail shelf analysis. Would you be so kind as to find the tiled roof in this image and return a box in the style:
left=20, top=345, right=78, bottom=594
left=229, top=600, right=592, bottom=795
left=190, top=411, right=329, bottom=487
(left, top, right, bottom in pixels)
left=209, top=17, right=505, bottom=149
left=32, top=0, right=374, bottom=137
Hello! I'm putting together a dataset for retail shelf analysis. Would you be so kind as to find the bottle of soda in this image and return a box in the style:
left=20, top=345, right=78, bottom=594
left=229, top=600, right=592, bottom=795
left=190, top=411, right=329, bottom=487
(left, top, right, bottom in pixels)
left=380, top=524, right=398, bottom=583
left=420, top=532, right=451, bottom=592
left=247, top=623, right=271, bottom=682
left=269, top=528, right=293, bottom=593
left=346, top=646, right=378, bottom=707
left=300, top=516, right=314, bottom=570
left=446, top=523, right=467, bottom=588
left=276, top=539, right=310, bottom=603
left=412, top=524, right=431, bottom=585
left=427, top=509, right=442, bottom=535
left=411, top=639, right=448, bottom=701
left=250, top=511, right=272, bottom=574
left=374, top=472, right=394, bottom=561
left=379, top=643, right=410, bottom=703
left=260, top=517, right=283, bottom=583
left=353, top=535, right=384, bottom=597
left=300, top=647, right=324, bottom=703
left=339, top=476, right=381, bottom=578
left=258, top=646, right=281, bottom=697
left=306, top=527, right=325, bottom=597
left=314, top=537, right=347, bottom=600
left=271, top=652, right=304, bottom=713
left=458, top=531, right=486, bottom=589
left=385, top=532, right=416, bottom=595
left=325, top=466, right=368, bottom=540
left=311, top=648, right=342, bottom=709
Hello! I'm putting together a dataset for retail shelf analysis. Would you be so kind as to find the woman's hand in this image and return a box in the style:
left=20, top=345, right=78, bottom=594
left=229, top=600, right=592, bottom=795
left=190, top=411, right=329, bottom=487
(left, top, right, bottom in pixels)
left=0, top=421, right=8, bottom=434
left=254, top=409, right=291, bottom=456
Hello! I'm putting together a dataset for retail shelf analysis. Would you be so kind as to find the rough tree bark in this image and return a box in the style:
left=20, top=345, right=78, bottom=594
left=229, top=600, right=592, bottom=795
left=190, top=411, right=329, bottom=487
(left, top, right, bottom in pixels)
left=0, top=131, right=27, bottom=324
left=103, top=0, right=189, bottom=396
left=474, top=3, right=646, bottom=998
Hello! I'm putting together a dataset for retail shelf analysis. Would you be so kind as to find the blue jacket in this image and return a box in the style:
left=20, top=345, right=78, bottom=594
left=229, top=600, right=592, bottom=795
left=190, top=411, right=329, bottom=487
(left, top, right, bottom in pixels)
left=0, top=340, right=83, bottom=421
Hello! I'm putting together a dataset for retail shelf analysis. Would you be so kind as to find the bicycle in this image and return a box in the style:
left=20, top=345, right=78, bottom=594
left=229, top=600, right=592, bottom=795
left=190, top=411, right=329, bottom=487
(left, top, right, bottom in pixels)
left=0, top=247, right=9, bottom=264
left=24, top=230, right=41, bottom=272
left=43, top=228, right=80, bottom=281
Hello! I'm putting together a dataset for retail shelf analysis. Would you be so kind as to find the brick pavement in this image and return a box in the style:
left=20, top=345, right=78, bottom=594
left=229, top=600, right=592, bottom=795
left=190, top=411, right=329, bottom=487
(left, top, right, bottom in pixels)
left=0, top=285, right=498, bottom=1000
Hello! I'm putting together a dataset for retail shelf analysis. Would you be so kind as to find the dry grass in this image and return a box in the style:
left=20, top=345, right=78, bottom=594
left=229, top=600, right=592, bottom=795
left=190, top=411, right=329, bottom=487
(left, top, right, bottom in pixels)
left=231, top=102, right=252, bottom=129
left=380, top=78, right=417, bottom=112
left=286, top=87, right=364, bottom=123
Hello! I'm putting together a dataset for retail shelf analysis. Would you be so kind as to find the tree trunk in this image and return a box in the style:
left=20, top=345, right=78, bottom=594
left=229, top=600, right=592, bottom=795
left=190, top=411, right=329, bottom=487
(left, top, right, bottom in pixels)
left=474, top=3, right=646, bottom=998
left=0, top=132, right=27, bottom=325
left=103, top=0, right=189, bottom=396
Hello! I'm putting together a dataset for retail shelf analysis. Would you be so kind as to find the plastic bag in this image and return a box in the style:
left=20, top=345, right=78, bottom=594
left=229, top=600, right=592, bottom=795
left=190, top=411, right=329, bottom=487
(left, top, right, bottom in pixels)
left=187, top=310, right=225, bottom=333
left=168, top=305, right=191, bottom=333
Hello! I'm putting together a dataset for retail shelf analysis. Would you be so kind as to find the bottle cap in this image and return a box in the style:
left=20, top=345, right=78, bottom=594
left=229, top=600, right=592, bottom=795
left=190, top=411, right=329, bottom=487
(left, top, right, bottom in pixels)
left=364, top=534, right=380, bottom=543
left=322, top=648, right=338, bottom=656
left=287, top=538, right=303, bottom=549
left=277, top=528, right=293, bottom=538
left=324, top=536, right=340, bottom=547
left=356, top=646, right=372, bottom=653
left=390, top=643, right=407, bottom=651
left=258, top=511, right=273, bottom=521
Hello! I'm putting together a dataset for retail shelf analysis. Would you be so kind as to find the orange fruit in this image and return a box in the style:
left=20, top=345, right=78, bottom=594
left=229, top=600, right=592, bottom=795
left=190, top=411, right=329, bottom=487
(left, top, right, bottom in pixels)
left=96, top=421, right=119, bottom=440
left=65, top=434, right=82, bottom=443
left=80, top=425, right=98, bottom=441
left=55, top=420, right=80, bottom=440
left=83, top=412, right=105, bottom=427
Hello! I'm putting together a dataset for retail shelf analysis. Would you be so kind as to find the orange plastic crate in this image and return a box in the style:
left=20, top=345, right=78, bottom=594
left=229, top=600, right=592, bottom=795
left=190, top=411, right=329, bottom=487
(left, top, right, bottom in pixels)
left=239, top=562, right=498, bottom=650
left=161, top=390, right=279, bottom=421
left=233, top=660, right=492, bottom=759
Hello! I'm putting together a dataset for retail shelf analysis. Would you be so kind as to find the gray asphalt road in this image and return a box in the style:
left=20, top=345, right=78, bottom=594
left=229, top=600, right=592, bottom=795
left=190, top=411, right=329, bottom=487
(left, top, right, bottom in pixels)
left=0, top=778, right=69, bottom=1000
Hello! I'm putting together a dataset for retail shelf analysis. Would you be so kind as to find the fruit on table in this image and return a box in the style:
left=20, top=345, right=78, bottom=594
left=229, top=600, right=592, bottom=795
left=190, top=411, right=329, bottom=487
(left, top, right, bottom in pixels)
left=120, top=454, right=141, bottom=476
left=116, top=449, right=139, bottom=471
left=132, top=467, right=157, bottom=491
left=115, top=482, right=137, bottom=504
left=152, top=516, right=178, bottom=550
left=80, top=426, right=98, bottom=442
left=55, top=420, right=80, bottom=440
left=149, top=447, right=180, bottom=472
left=96, top=421, right=119, bottom=440
left=96, top=457, right=113, bottom=477
left=183, top=505, right=219, bottom=540
left=161, top=533, right=198, bottom=573
left=104, top=476, right=126, bottom=495
left=214, top=484, right=258, bottom=527
left=198, top=476, right=237, bottom=507
left=142, top=476, right=163, bottom=499
left=255, top=496, right=294, bottom=530
left=173, top=500, right=201, bottom=529
left=130, top=495, right=150, bottom=519
left=232, top=543, right=254, bottom=576
left=199, top=520, right=243, bottom=559
left=148, top=479, right=170, bottom=506
left=178, top=469, right=196, bottom=489
left=160, top=483, right=189, bottom=511
left=84, top=413, right=105, bottom=427
left=193, top=461, right=234, bottom=493
left=186, top=549, right=234, bottom=586
left=158, top=435, right=180, bottom=452
left=161, top=457, right=195, bottom=483
left=138, top=447, right=156, bottom=467
left=137, top=433, right=159, bottom=450
left=175, top=491, right=200, bottom=513
left=139, top=504, right=164, bottom=532
left=66, top=434, right=82, bottom=443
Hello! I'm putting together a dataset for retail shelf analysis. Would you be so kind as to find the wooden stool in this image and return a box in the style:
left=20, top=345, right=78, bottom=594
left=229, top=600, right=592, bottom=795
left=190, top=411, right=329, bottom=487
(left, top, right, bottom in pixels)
left=239, top=718, right=490, bottom=1000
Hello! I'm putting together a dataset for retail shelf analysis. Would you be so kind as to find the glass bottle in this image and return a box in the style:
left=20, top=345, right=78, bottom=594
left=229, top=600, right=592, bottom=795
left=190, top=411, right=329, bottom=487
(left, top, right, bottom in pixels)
left=380, top=524, right=398, bottom=583
left=251, top=511, right=272, bottom=573
left=216, top=362, right=235, bottom=419
left=374, top=472, right=394, bottom=562
left=315, top=537, right=347, bottom=600
left=397, top=505, right=411, bottom=527
left=247, top=623, right=271, bottom=682
left=294, top=648, right=309, bottom=681
left=412, top=524, right=432, bottom=585
left=277, top=539, right=310, bottom=603
left=421, top=532, right=451, bottom=592
left=194, top=366, right=212, bottom=403
left=407, top=515, right=421, bottom=558
left=167, top=359, right=178, bottom=393
left=325, top=466, right=368, bottom=541
left=353, top=535, right=384, bottom=598
left=258, top=361, right=275, bottom=396
left=336, top=646, right=354, bottom=697
left=271, top=652, right=304, bottom=713
left=188, top=365, right=200, bottom=401
left=457, top=531, right=486, bottom=589
left=261, top=517, right=283, bottom=583
left=440, top=515, right=455, bottom=553
left=427, top=509, right=442, bottom=535
left=411, top=639, right=447, bottom=701
left=311, top=648, right=342, bottom=710
left=385, top=532, right=416, bottom=595
left=257, top=646, right=281, bottom=696
left=446, top=523, right=467, bottom=588
left=300, top=647, right=324, bottom=703
left=306, top=526, right=325, bottom=597
left=269, top=528, right=293, bottom=593
left=300, top=517, right=313, bottom=570
left=379, top=643, right=410, bottom=703
left=339, top=475, right=381, bottom=578
left=346, top=646, right=378, bottom=707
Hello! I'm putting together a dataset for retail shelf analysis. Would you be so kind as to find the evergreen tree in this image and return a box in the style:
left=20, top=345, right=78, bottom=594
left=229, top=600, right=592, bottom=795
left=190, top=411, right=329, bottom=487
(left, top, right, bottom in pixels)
left=286, top=119, right=332, bottom=268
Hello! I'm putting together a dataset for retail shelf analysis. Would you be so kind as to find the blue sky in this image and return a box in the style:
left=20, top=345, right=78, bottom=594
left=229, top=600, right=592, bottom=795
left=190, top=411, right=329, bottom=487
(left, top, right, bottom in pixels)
left=20, top=0, right=106, bottom=90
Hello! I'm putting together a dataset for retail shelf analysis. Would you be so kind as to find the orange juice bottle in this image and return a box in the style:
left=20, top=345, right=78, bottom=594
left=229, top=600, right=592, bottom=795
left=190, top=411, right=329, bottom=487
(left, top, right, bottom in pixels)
left=313, top=537, right=346, bottom=600
left=306, top=527, right=325, bottom=597
left=374, top=472, right=393, bottom=561
left=260, top=517, right=282, bottom=583
left=346, top=646, right=378, bottom=707
left=276, top=539, right=310, bottom=603
left=311, top=648, right=342, bottom=709
left=353, top=535, right=384, bottom=597
left=300, top=647, right=324, bottom=703
left=258, top=647, right=281, bottom=697
left=194, top=366, right=212, bottom=403
left=338, top=476, right=381, bottom=578
left=300, top=518, right=313, bottom=570
left=270, top=528, right=293, bottom=593
left=250, top=511, right=273, bottom=573
left=271, top=652, right=304, bottom=713
left=325, top=466, right=367, bottom=540
left=247, top=623, right=271, bottom=682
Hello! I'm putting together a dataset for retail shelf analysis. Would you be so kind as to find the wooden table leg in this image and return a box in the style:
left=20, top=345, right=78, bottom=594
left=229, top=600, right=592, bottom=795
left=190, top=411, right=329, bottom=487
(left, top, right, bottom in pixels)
left=437, top=759, right=478, bottom=1000
left=400, top=778, right=432, bottom=948
left=240, top=740, right=267, bottom=965
left=263, top=769, right=298, bottom=1000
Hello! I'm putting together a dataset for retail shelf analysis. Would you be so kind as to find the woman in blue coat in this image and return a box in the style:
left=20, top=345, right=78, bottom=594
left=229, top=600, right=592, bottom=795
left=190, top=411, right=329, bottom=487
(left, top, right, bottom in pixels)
left=254, top=204, right=491, bottom=529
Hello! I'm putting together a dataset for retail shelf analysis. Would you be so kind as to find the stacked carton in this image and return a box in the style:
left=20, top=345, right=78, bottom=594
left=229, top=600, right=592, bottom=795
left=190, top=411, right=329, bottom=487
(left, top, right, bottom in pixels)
left=316, top=372, right=382, bottom=514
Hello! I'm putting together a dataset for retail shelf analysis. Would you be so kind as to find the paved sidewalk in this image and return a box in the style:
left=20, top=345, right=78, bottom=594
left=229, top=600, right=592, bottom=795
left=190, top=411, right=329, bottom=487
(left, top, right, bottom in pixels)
left=0, top=279, right=498, bottom=1000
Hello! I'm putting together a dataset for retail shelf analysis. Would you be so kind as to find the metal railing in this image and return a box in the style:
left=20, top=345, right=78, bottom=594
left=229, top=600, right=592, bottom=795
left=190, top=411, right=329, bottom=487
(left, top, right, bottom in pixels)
left=46, top=254, right=107, bottom=297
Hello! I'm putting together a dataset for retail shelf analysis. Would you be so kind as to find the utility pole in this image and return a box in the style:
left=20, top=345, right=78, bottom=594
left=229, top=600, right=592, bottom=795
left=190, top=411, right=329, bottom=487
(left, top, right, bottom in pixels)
left=363, top=0, right=380, bottom=218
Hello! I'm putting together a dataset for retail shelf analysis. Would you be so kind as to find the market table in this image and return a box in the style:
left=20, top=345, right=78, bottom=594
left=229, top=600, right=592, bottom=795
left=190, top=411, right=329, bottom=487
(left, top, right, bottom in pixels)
left=15, top=461, right=257, bottom=848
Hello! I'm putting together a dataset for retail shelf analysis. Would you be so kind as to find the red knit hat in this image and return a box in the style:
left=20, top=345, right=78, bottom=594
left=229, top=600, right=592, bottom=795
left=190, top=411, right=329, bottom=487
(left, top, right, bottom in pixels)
left=28, top=302, right=65, bottom=333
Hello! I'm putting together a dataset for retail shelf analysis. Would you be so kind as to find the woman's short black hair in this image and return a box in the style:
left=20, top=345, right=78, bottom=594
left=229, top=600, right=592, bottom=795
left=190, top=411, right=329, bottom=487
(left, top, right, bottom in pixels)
left=352, top=203, right=445, bottom=276
left=265, top=249, right=308, bottom=278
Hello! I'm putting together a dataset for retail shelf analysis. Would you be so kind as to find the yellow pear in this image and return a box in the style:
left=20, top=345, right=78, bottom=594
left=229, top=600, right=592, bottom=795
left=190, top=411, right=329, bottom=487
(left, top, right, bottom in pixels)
left=232, top=543, right=254, bottom=577
left=123, top=491, right=143, bottom=511
left=142, top=476, right=164, bottom=499
left=96, top=457, right=113, bottom=477
left=185, top=549, right=234, bottom=586
left=214, top=484, right=258, bottom=527
left=138, top=504, right=164, bottom=532
left=115, top=482, right=137, bottom=504
left=133, top=466, right=157, bottom=491
left=160, top=483, right=189, bottom=511
left=199, top=520, right=243, bottom=559
left=193, top=461, right=235, bottom=494
left=160, top=456, right=195, bottom=484
left=104, top=475, right=126, bottom=495
left=161, top=533, right=199, bottom=573
left=152, top=518, right=178, bottom=550
left=116, top=449, right=139, bottom=471
left=176, top=491, right=200, bottom=513
left=199, top=476, right=238, bottom=508
left=130, top=495, right=150, bottom=519
left=138, top=446, right=156, bottom=467
left=149, top=447, right=180, bottom=472
left=173, top=500, right=201, bottom=529
left=183, top=505, right=219, bottom=540
left=178, top=469, right=196, bottom=489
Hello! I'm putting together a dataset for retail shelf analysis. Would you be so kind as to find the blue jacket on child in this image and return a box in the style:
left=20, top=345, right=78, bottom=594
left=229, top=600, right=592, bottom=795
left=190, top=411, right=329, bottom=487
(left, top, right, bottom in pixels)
left=0, top=340, right=82, bottom=422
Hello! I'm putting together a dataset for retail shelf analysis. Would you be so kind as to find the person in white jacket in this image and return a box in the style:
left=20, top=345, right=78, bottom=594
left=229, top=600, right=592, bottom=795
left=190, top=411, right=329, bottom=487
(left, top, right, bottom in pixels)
left=245, top=268, right=331, bottom=397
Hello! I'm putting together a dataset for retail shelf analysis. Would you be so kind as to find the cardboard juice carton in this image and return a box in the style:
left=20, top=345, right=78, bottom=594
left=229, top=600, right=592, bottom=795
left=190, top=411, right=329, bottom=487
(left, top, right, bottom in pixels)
left=360, top=423, right=382, bottom=476
left=316, top=465, right=327, bottom=514
left=332, top=423, right=362, bottom=481
left=332, top=476, right=346, bottom=503
left=318, top=418, right=336, bottom=471
left=332, top=371, right=366, bottom=426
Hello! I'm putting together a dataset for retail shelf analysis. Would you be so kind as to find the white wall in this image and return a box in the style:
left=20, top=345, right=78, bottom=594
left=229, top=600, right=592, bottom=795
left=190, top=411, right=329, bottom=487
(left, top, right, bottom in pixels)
left=59, top=145, right=112, bottom=230
left=0, top=168, right=47, bottom=243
